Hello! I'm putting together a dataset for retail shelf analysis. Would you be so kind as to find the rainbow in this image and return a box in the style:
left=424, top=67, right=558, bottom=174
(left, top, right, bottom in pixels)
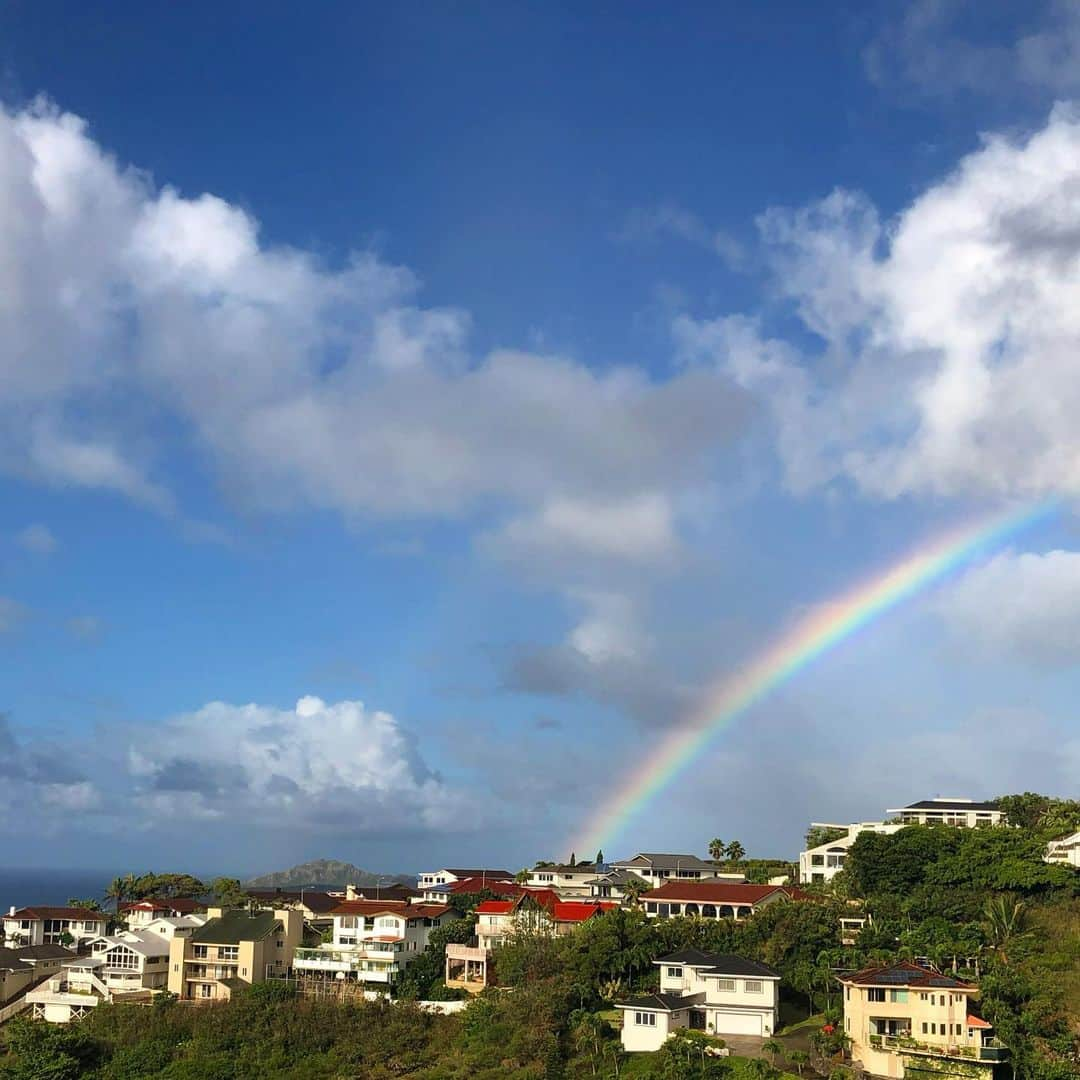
left=572, top=502, right=1055, bottom=856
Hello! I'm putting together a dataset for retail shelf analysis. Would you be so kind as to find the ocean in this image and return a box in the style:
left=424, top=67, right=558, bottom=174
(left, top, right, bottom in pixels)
left=0, top=868, right=122, bottom=912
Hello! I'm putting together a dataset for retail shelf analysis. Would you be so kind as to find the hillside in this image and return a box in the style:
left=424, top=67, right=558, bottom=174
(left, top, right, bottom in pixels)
left=245, top=859, right=412, bottom=888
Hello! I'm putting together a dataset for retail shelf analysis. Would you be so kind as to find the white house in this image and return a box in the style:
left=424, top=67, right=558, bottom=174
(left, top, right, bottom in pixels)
left=583, top=868, right=650, bottom=901
left=1045, top=831, right=1080, bottom=869
left=525, top=863, right=600, bottom=897
left=292, top=899, right=458, bottom=988
left=416, top=868, right=513, bottom=890
left=618, top=950, right=781, bottom=1051
left=641, top=881, right=810, bottom=921
left=610, top=853, right=745, bottom=885
left=885, top=798, right=1003, bottom=828
left=3, top=906, right=108, bottom=949
left=120, top=897, right=205, bottom=928
left=0, top=945, right=71, bottom=1006
left=799, top=822, right=903, bottom=885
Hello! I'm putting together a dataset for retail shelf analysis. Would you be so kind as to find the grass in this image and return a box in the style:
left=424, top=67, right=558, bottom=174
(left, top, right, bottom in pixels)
left=776, top=1012, right=825, bottom=1037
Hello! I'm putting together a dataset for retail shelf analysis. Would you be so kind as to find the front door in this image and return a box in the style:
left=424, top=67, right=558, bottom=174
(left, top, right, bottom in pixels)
left=689, top=1009, right=707, bottom=1030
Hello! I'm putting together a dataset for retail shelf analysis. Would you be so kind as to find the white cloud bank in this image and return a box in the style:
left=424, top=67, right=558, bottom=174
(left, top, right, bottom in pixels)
left=678, top=105, right=1080, bottom=502
left=0, top=99, right=745, bottom=558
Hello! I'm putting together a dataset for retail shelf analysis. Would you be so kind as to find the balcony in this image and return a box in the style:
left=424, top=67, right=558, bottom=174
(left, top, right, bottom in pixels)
left=873, top=1034, right=1009, bottom=1063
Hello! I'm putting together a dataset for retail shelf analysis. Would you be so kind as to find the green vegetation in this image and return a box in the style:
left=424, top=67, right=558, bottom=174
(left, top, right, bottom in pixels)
left=2, top=795, right=1077, bottom=1078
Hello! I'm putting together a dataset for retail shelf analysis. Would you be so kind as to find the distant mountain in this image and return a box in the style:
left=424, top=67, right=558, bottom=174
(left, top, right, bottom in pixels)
left=245, top=859, right=413, bottom=889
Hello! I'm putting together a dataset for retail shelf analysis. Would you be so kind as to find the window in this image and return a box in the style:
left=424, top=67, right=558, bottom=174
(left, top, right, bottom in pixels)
left=744, top=980, right=763, bottom=994
left=845, top=987, right=850, bottom=1001
left=922, top=1023, right=928, bottom=1035
left=715, top=978, right=735, bottom=992
left=890, top=990, right=908, bottom=1003
left=218, top=947, right=239, bottom=961
left=867, top=989, right=886, bottom=1002
left=198, top=983, right=213, bottom=999
left=811, top=855, right=824, bottom=866
left=193, top=946, right=208, bottom=959
left=242, top=968, right=247, bottom=976
left=666, top=967, right=682, bottom=978
left=634, top=1012, right=657, bottom=1027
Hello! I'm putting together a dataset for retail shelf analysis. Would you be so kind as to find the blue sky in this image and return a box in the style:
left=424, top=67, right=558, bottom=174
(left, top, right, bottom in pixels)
left=2, top=1, right=1080, bottom=878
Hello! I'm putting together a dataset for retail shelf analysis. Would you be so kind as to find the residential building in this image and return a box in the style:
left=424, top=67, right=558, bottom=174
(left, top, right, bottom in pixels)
left=885, top=799, right=1003, bottom=828
left=168, top=907, right=303, bottom=1001
left=839, top=961, right=1008, bottom=1078
left=292, top=900, right=458, bottom=988
left=120, top=897, right=205, bottom=928
left=416, top=868, right=513, bottom=890
left=618, top=950, right=781, bottom=1051
left=525, top=862, right=600, bottom=897
left=418, top=877, right=526, bottom=904
left=641, top=882, right=810, bottom=921
left=583, top=868, right=650, bottom=901
left=142, top=915, right=208, bottom=940
left=610, top=853, right=746, bottom=885
left=0, top=945, right=70, bottom=1006
left=1045, top=831, right=1080, bottom=869
left=247, top=889, right=344, bottom=930
left=799, top=822, right=903, bottom=885
left=3, top=906, right=108, bottom=948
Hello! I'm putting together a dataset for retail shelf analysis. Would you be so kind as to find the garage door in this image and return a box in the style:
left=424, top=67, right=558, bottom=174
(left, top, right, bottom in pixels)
left=710, top=1010, right=763, bottom=1036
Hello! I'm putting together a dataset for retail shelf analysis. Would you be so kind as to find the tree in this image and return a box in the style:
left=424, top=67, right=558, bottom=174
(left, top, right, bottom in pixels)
left=708, top=838, right=726, bottom=862
left=982, top=896, right=1033, bottom=963
left=515, top=868, right=531, bottom=884
left=805, top=825, right=849, bottom=850
left=210, top=877, right=249, bottom=908
left=105, top=873, right=138, bottom=918
left=621, top=875, right=649, bottom=907
left=788, top=1049, right=810, bottom=1076
left=66, top=897, right=102, bottom=911
left=762, top=1038, right=783, bottom=1063
left=725, top=841, right=746, bottom=863
left=569, top=852, right=576, bottom=866
left=595, top=849, right=604, bottom=865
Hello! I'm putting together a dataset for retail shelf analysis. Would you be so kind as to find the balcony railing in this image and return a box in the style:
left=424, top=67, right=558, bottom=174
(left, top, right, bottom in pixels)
left=872, top=1034, right=1009, bottom=1062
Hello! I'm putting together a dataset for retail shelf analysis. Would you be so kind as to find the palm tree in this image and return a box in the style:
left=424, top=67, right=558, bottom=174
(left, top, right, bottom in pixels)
left=708, top=838, right=726, bottom=862
left=762, top=1039, right=783, bottom=1065
left=105, top=872, right=138, bottom=919
left=725, top=840, right=746, bottom=864
left=514, top=868, right=531, bottom=884
left=621, top=875, right=648, bottom=907
left=982, top=896, right=1033, bottom=963
left=788, top=1050, right=810, bottom=1076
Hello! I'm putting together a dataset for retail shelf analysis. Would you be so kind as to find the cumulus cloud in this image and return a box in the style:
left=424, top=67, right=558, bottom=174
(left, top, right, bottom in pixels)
left=678, top=106, right=1080, bottom=501
left=0, top=99, right=746, bottom=549
left=15, top=523, right=57, bottom=554
left=938, top=549, right=1080, bottom=665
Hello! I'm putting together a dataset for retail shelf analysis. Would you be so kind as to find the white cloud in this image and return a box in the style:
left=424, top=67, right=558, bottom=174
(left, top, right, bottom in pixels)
left=0, top=99, right=746, bottom=550
left=568, top=590, right=650, bottom=663
left=126, top=695, right=470, bottom=830
left=620, top=202, right=745, bottom=268
left=679, top=106, right=1080, bottom=501
left=938, top=549, right=1080, bottom=665
left=15, top=523, right=57, bottom=555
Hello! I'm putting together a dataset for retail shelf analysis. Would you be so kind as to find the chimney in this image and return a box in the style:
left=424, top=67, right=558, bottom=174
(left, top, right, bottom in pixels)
left=346, top=883, right=358, bottom=900
left=8, top=906, right=15, bottom=917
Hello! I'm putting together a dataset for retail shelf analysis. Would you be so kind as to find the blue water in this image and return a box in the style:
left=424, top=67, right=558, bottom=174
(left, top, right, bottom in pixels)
left=0, top=868, right=121, bottom=911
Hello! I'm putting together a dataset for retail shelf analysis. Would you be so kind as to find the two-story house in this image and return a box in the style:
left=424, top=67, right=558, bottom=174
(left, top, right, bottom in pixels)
left=618, top=950, right=781, bottom=1051
left=525, top=863, right=600, bottom=897
left=120, top=897, right=205, bottom=928
left=167, top=907, right=303, bottom=1001
left=292, top=900, right=458, bottom=988
left=799, top=822, right=903, bottom=884
left=885, top=798, right=1003, bottom=828
left=416, top=868, right=513, bottom=890
left=641, top=881, right=810, bottom=921
left=0, top=945, right=70, bottom=1006
left=3, top=906, right=108, bottom=948
left=609, top=853, right=745, bottom=886
left=583, top=868, right=650, bottom=902
left=839, top=961, right=1008, bottom=1079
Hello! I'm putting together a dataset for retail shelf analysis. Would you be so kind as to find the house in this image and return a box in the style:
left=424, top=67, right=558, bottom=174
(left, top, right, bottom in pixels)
left=609, top=853, right=746, bottom=885
left=292, top=899, right=458, bottom=988
left=3, top=906, right=108, bottom=948
left=583, top=868, right=650, bottom=902
left=120, top=897, right=205, bottom=927
left=799, top=822, right=903, bottom=884
left=641, top=882, right=810, bottom=921
left=525, top=862, right=600, bottom=897
left=142, top=915, right=208, bottom=940
left=167, top=907, right=304, bottom=1001
left=416, top=868, right=513, bottom=890
left=618, top=950, right=781, bottom=1051
left=1045, top=831, right=1080, bottom=869
left=417, top=877, right=526, bottom=904
left=445, top=891, right=613, bottom=992
left=0, top=945, right=71, bottom=1006
left=885, top=798, right=1003, bottom=828
left=246, top=889, right=344, bottom=929
left=839, top=961, right=1008, bottom=1078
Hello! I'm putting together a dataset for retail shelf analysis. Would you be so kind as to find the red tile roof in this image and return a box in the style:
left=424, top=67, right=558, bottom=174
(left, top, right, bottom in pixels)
left=642, top=882, right=808, bottom=904
left=476, top=900, right=517, bottom=915
left=440, top=878, right=524, bottom=896
left=967, top=1015, right=992, bottom=1030
left=328, top=899, right=452, bottom=920
left=120, top=897, right=203, bottom=914
left=6, top=907, right=107, bottom=921
left=553, top=901, right=616, bottom=923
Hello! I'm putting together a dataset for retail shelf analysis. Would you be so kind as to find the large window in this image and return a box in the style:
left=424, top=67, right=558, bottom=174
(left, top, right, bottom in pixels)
left=218, top=947, right=239, bottom=961
left=867, top=988, right=886, bottom=1002
left=105, top=947, right=140, bottom=971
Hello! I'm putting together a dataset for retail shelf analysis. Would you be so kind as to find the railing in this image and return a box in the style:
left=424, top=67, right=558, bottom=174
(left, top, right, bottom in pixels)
left=874, top=1034, right=1009, bottom=1062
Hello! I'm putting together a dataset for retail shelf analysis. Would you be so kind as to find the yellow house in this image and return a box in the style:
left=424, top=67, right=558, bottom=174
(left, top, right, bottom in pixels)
left=168, top=907, right=303, bottom=1001
left=839, top=961, right=1008, bottom=1079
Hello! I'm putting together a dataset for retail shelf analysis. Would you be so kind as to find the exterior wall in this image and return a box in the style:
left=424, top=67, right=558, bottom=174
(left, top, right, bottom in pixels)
left=611, top=860, right=745, bottom=885
left=620, top=1007, right=682, bottom=1052
left=799, top=823, right=902, bottom=885
left=1045, top=832, right=1080, bottom=868
left=843, top=981, right=984, bottom=1078
left=2, top=916, right=107, bottom=948
left=0, top=966, right=36, bottom=1005
left=643, top=899, right=763, bottom=921
left=525, top=870, right=593, bottom=896
left=658, top=962, right=778, bottom=1035
left=886, top=806, right=1003, bottom=828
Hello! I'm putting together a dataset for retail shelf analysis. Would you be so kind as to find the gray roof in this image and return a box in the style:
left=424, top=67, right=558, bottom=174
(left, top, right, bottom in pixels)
left=895, top=799, right=1000, bottom=812
left=619, top=992, right=706, bottom=1011
left=190, top=911, right=281, bottom=944
left=612, top=853, right=718, bottom=871
left=656, top=950, right=780, bottom=978
left=583, top=869, right=649, bottom=886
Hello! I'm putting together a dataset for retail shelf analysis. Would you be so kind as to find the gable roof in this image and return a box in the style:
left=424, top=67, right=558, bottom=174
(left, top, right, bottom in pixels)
left=613, top=853, right=719, bottom=872
left=642, top=882, right=810, bottom=904
left=246, top=889, right=341, bottom=914
left=552, top=901, right=616, bottom=923
left=190, top=910, right=281, bottom=944
left=656, top=950, right=780, bottom=977
left=327, top=900, right=452, bottom=920
left=583, top=869, right=650, bottom=887
left=839, top=961, right=976, bottom=990
left=6, top=906, right=107, bottom=922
